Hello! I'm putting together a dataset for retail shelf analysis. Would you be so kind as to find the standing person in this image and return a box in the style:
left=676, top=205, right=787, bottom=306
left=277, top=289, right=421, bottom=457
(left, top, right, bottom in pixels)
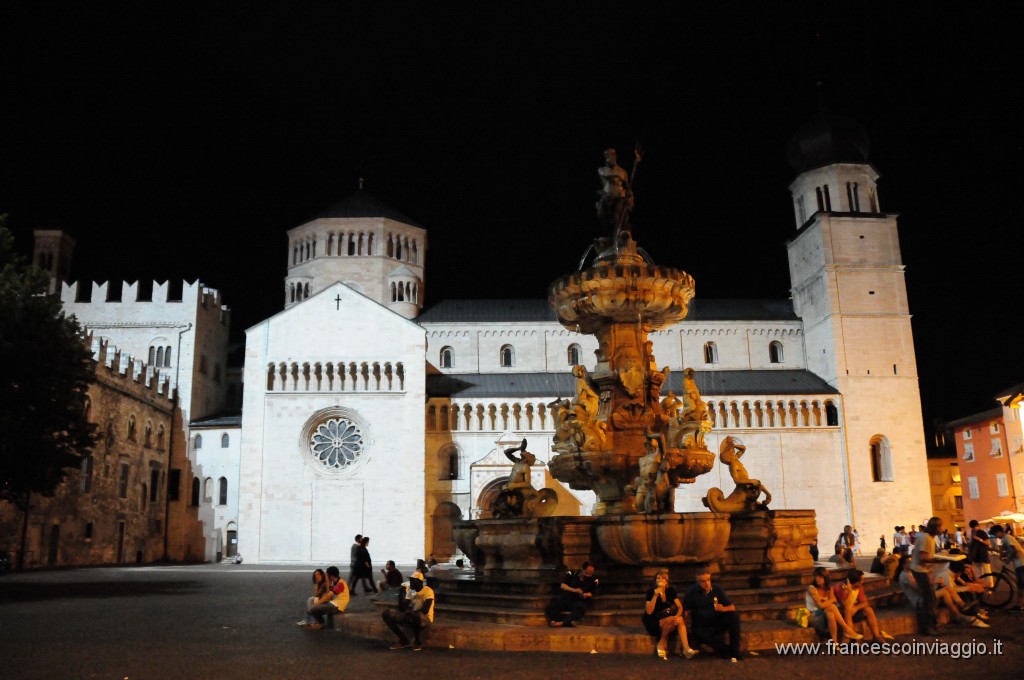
left=836, top=525, right=855, bottom=564
left=806, top=567, right=863, bottom=644
left=909, top=516, right=942, bottom=636
left=852, top=528, right=861, bottom=557
left=809, top=537, right=819, bottom=562
left=545, top=562, right=598, bottom=628
left=354, top=536, right=378, bottom=594
left=642, top=570, right=698, bottom=660
left=296, top=568, right=328, bottom=626
left=833, top=569, right=894, bottom=641
left=348, top=534, right=362, bottom=590
left=955, top=526, right=964, bottom=550
left=893, top=527, right=902, bottom=555
left=967, top=520, right=993, bottom=586
left=383, top=570, right=434, bottom=651
left=880, top=534, right=886, bottom=551
left=683, top=569, right=743, bottom=663
left=990, top=524, right=1024, bottom=612
left=306, top=566, right=349, bottom=630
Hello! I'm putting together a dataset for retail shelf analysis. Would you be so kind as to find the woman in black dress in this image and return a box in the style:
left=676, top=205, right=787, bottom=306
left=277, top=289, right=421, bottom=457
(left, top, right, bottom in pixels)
left=354, top=536, right=378, bottom=594
left=643, top=570, right=698, bottom=660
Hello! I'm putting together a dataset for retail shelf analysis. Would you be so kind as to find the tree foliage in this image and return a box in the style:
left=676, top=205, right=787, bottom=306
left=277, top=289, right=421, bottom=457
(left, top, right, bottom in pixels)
left=0, top=217, right=97, bottom=509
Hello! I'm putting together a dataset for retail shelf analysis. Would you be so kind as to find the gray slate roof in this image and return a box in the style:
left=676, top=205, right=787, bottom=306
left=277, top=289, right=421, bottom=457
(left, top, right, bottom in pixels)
left=427, top=369, right=838, bottom=399
left=417, top=298, right=797, bottom=323
left=313, top=190, right=423, bottom=228
left=190, top=413, right=243, bottom=428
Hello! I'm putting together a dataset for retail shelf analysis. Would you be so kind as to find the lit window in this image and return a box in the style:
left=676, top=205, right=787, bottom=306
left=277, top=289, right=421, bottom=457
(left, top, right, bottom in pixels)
left=963, top=442, right=974, bottom=462
left=990, top=440, right=1003, bottom=458
left=870, top=436, right=894, bottom=482
left=703, top=342, right=718, bottom=364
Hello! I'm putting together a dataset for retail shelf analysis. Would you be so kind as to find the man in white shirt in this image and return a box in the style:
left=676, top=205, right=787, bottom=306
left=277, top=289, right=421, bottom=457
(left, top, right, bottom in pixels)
left=910, top=517, right=942, bottom=636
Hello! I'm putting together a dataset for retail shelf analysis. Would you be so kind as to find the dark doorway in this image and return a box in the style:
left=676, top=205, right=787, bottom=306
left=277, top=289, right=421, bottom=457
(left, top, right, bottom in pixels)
left=116, top=521, right=125, bottom=562
left=47, top=525, right=60, bottom=566
left=226, top=530, right=237, bottom=557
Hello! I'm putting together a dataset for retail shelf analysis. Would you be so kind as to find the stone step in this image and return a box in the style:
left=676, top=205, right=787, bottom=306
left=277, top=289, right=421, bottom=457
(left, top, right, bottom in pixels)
left=337, top=605, right=921, bottom=653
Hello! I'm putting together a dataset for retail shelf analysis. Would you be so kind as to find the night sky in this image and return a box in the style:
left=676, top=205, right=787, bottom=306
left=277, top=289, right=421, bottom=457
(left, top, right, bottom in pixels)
left=2, top=4, right=1021, bottom=430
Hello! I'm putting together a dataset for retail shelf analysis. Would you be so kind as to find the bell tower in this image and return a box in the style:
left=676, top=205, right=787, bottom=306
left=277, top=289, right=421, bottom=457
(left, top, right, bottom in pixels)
left=283, top=188, right=427, bottom=319
left=785, top=109, right=930, bottom=545
left=32, top=229, right=76, bottom=295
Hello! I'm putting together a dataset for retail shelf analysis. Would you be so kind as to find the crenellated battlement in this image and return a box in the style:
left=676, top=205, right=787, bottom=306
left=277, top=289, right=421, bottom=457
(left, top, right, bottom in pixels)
left=61, top=279, right=227, bottom=311
left=84, top=332, right=175, bottom=407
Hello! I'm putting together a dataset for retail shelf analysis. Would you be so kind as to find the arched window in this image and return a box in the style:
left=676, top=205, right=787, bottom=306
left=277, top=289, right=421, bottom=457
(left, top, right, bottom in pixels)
left=390, top=282, right=397, bottom=302
left=567, top=344, right=581, bottom=366
left=387, top=235, right=394, bottom=257
left=80, top=455, right=94, bottom=493
left=769, top=341, right=784, bottom=364
left=825, top=402, right=839, bottom=427
left=438, top=445, right=460, bottom=480
left=190, top=477, right=200, bottom=505
left=703, top=341, right=718, bottom=364
left=218, top=477, right=228, bottom=505
left=367, top=233, right=374, bottom=255
left=870, top=435, right=894, bottom=482
left=500, top=345, right=514, bottom=367
left=149, top=346, right=156, bottom=364
left=127, top=415, right=136, bottom=441
left=156, top=346, right=164, bottom=366
left=164, top=347, right=172, bottom=367
left=440, top=347, right=453, bottom=369
left=144, top=423, right=152, bottom=448
left=194, top=434, right=203, bottom=450
left=157, top=425, right=165, bottom=449
left=221, top=433, right=229, bottom=448
left=203, top=478, right=212, bottom=501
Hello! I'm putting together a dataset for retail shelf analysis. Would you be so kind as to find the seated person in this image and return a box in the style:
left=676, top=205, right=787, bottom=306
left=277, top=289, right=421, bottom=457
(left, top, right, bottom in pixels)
left=897, top=556, right=989, bottom=629
left=378, top=560, right=404, bottom=592
left=383, top=570, right=435, bottom=651
left=869, top=548, right=886, bottom=574
left=683, top=570, right=742, bottom=662
left=306, top=565, right=349, bottom=630
left=832, top=569, right=894, bottom=641
left=545, top=562, right=598, bottom=627
left=806, top=567, right=863, bottom=643
left=642, top=570, right=698, bottom=660
left=297, top=568, right=328, bottom=626
left=827, top=545, right=852, bottom=568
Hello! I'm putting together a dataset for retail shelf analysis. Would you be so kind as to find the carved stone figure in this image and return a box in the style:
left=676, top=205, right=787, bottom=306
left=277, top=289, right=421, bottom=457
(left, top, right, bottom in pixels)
left=702, top=436, right=772, bottom=513
left=627, top=436, right=676, bottom=514
left=596, top=148, right=634, bottom=237
left=490, top=439, right=559, bottom=518
left=666, top=368, right=711, bottom=449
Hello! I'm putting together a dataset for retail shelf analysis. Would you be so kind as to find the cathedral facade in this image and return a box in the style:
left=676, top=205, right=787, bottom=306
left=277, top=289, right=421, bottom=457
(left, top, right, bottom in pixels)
left=28, top=116, right=932, bottom=566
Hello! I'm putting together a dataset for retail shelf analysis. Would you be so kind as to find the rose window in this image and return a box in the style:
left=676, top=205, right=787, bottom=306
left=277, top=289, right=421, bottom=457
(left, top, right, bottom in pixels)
left=310, top=418, right=365, bottom=469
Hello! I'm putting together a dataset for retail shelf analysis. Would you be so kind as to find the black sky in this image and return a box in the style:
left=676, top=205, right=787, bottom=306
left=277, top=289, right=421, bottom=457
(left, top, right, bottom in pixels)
left=1, top=4, right=1022, bottom=429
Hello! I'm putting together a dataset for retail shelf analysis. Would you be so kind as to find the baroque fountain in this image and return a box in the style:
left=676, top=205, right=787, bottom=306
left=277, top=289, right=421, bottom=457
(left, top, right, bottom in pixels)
left=450, top=149, right=815, bottom=617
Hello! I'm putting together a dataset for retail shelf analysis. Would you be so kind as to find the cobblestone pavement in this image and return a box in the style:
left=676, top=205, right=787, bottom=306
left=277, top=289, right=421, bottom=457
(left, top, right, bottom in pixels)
left=1, top=564, right=1021, bottom=679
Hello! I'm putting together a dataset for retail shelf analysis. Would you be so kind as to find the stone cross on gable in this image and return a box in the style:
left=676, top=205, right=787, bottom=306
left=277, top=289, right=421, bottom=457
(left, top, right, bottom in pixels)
left=335, top=294, right=342, bottom=310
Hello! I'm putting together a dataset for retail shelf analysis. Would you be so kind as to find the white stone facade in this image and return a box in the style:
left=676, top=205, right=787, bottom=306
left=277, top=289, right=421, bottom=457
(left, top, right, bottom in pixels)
left=238, top=282, right=426, bottom=565
left=39, top=138, right=934, bottom=564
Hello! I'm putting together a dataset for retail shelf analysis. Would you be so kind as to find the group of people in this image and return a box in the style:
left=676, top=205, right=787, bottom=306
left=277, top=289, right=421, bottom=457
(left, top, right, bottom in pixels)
left=542, top=563, right=748, bottom=663
left=295, top=515, right=1024, bottom=652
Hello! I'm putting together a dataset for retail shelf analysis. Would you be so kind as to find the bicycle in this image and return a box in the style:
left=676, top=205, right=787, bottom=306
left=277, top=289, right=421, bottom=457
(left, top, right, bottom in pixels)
left=978, top=555, right=1018, bottom=609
